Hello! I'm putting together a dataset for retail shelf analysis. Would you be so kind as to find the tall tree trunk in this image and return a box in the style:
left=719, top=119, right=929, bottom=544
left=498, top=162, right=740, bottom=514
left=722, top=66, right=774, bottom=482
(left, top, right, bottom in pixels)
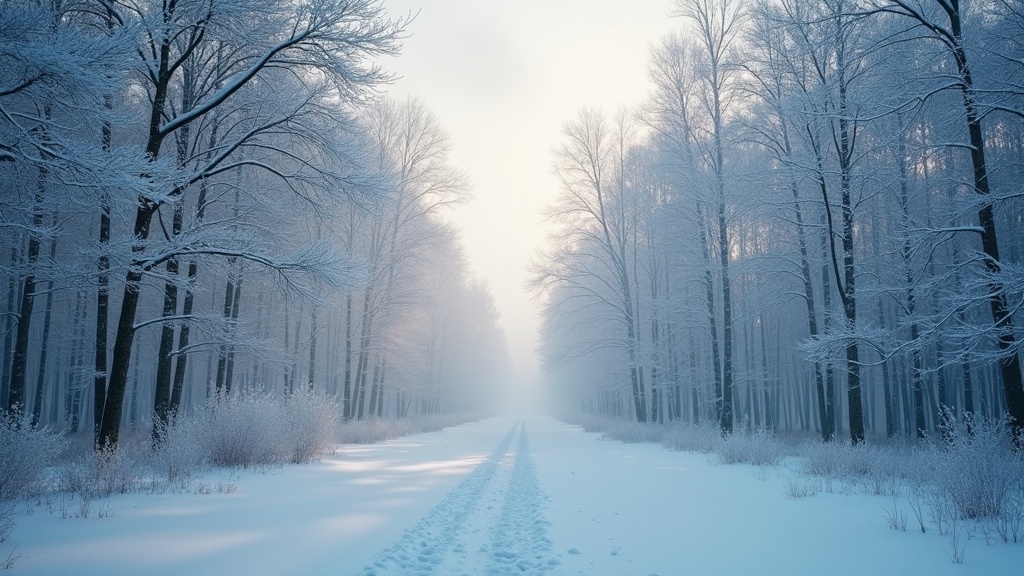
left=100, top=202, right=157, bottom=446
left=791, top=179, right=828, bottom=440
left=716, top=180, right=734, bottom=435
left=282, top=306, right=291, bottom=394
left=154, top=66, right=194, bottom=439
left=836, top=36, right=864, bottom=445
left=895, top=129, right=926, bottom=438
left=1, top=248, right=17, bottom=408
left=878, top=301, right=897, bottom=438
left=8, top=165, right=45, bottom=415
left=223, top=273, right=242, bottom=394
left=367, top=356, right=381, bottom=418
left=696, top=209, right=723, bottom=425
left=98, top=17, right=176, bottom=446
left=94, top=99, right=112, bottom=446
left=214, top=272, right=236, bottom=394
left=342, top=292, right=353, bottom=418
left=30, top=233, right=57, bottom=427
left=760, top=313, right=773, bottom=432
left=307, top=307, right=317, bottom=391
left=948, top=13, right=1024, bottom=438
left=353, top=287, right=373, bottom=419
left=153, top=201, right=182, bottom=441
left=67, top=290, right=86, bottom=433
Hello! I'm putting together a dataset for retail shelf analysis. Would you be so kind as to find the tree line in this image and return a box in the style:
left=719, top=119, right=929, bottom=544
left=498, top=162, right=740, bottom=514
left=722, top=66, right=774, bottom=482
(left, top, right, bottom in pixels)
left=533, top=0, right=1024, bottom=444
left=1, top=0, right=509, bottom=449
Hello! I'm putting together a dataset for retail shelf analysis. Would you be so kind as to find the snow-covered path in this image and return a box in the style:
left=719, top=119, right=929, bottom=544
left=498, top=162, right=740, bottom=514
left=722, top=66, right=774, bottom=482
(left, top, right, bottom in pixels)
left=9, top=416, right=1021, bottom=575
left=360, top=420, right=557, bottom=576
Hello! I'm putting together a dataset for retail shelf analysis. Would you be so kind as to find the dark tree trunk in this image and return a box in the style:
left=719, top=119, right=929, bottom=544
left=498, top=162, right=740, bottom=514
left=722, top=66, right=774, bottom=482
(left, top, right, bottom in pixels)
left=94, top=190, right=110, bottom=445
left=214, top=274, right=236, bottom=394
left=791, top=180, right=828, bottom=440
left=1, top=249, right=17, bottom=409
left=948, top=17, right=1024, bottom=439
left=353, top=288, right=373, bottom=419
left=307, top=307, right=317, bottom=391
left=153, top=201, right=182, bottom=442
left=30, top=235, right=57, bottom=427
left=67, top=290, right=86, bottom=433
left=99, top=202, right=157, bottom=447
left=696, top=209, right=723, bottom=425
left=98, top=18, right=174, bottom=447
left=342, top=292, right=353, bottom=418
left=223, top=276, right=242, bottom=394
left=169, top=258, right=196, bottom=415
left=8, top=166, right=45, bottom=415
left=282, top=306, right=291, bottom=394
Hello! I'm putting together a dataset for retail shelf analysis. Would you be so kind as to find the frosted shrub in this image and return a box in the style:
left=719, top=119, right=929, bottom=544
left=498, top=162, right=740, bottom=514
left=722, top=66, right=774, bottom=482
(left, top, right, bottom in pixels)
left=153, top=412, right=207, bottom=485
left=93, top=436, right=148, bottom=496
left=0, top=412, right=64, bottom=500
left=52, top=434, right=147, bottom=498
left=202, top=391, right=286, bottom=467
left=282, top=390, right=339, bottom=464
left=717, top=428, right=783, bottom=466
left=662, top=421, right=724, bottom=454
left=601, top=421, right=666, bottom=444
left=801, top=441, right=866, bottom=478
left=930, top=412, right=1022, bottom=520
left=799, top=440, right=906, bottom=496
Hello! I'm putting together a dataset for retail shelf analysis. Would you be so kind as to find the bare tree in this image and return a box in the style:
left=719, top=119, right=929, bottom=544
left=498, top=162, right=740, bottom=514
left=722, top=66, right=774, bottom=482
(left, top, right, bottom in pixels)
left=95, top=0, right=405, bottom=447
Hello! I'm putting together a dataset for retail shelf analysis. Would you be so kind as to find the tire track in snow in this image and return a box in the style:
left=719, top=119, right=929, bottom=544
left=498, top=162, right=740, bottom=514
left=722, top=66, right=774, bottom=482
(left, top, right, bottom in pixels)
left=358, top=420, right=521, bottom=576
left=487, top=423, right=558, bottom=576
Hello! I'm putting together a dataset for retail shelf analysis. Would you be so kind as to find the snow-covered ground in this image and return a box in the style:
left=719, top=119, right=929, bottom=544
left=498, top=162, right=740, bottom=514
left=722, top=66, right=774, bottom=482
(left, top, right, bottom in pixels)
left=7, top=417, right=1021, bottom=575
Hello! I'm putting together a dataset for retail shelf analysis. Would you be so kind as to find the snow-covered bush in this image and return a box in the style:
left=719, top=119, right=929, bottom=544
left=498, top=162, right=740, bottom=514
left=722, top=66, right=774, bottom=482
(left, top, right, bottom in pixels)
left=717, top=428, right=783, bottom=466
left=57, top=434, right=150, bottom=498
left=0, top=412, right=64, bottom=500
left=93, top=436, right=149, bottom=496
left=202, top=391, right=286, bottom=467
left=929, top=412, right=1022, bottom=520
left=661, top=421, right=724, bottom=454
left=339, top=417, right=411, bottom=444
left=282, top=390, right=339, bottom=464
left=601, top=421, right=667, bottom=444
left=798, top=439, right=908, bottom=496
left=152, top=412, right=208, bottom=486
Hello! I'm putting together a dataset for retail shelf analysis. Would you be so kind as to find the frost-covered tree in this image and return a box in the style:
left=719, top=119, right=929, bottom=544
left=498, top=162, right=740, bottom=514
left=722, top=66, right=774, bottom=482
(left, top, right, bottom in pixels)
left=91, top=0, right=406, bottom=447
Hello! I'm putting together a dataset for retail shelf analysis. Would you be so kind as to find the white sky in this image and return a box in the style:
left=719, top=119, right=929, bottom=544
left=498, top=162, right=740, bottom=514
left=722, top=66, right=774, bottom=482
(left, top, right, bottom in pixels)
left=379, top=0, right=681, bottom=391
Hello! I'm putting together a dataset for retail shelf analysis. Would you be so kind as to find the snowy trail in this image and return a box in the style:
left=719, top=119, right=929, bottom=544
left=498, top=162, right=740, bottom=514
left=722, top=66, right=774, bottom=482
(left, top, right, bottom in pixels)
left=360, top=420, right=558, bottom=576
left=9, top=416, right=1021, bottom=575
left=485, top=424, right=557, bottom=576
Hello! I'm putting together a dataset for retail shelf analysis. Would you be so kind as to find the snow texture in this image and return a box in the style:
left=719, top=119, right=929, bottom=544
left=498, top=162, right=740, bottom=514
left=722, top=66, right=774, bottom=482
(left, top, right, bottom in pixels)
left=360, top=420, right=557, bottom=576
left=6, top=416, right=1022, bottom=575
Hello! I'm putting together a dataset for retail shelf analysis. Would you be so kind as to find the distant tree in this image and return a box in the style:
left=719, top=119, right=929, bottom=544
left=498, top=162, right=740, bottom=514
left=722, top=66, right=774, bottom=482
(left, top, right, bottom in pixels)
left=536, top=108, right=649, bottom=422
left=673, top=0, right=746, bottom=434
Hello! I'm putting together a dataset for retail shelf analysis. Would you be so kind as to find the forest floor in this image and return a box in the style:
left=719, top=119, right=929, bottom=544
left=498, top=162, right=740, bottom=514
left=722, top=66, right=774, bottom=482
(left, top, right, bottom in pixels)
left=6, top=416, right=1022, bottom=575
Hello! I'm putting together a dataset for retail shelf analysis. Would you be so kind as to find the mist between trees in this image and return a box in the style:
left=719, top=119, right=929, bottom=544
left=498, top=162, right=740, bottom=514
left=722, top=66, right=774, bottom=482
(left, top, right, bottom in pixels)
left=0, top=1, right=510, bottom=450
left=532, top=0, right=1024, bottom=445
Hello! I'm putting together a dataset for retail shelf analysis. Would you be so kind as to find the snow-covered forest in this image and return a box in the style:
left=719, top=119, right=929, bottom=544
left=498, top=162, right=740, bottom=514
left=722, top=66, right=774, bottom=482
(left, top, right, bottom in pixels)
left=534, top=0, right=1024, bottom=445
left=0, top=0, right=509, bottom=450
left=2, top=0, right=1024, bottom=574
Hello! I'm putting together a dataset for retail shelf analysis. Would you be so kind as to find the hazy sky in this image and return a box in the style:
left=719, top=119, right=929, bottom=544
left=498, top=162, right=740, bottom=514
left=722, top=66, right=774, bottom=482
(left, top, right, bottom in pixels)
left=379, top=0, right=681, bottom=390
